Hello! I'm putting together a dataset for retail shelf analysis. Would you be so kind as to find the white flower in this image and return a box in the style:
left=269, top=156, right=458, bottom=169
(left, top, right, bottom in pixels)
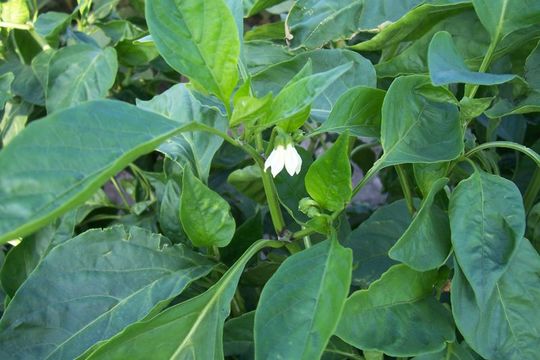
left=264, top=144, right=302, bottom=177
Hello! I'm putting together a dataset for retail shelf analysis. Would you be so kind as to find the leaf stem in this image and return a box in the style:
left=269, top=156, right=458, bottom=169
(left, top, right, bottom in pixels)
left=524, top=167, right=540, bottom=213
left=465, top=141, right=540, bottom=167
left=191, top=124, right=286, bottom=235
left=395, top=165, right=416, bottom=214
left=110, top=177, right=131, bottom=211
left=0, top=21, right=32, bottom=30
left=464, top=37, right=499, bottom=99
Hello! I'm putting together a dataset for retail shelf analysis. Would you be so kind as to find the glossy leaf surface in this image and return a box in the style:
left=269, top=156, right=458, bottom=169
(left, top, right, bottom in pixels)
left=255, top=238, right=352, bottom=360
left=0, top=226, right=213, bottom=360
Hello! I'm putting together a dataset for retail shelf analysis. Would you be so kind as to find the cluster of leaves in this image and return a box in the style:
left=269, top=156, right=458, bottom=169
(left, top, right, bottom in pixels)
left=0, top=0, right=539, bottom=359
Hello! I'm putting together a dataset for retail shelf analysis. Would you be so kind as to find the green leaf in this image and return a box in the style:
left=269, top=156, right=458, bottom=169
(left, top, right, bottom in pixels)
left=228, top=165, right=266, bottom=204
left=0, top=0, right=29, bottom=24
left=244, top=21, right=286, bottom=41
left=224, top=311, right=256, bottom=357
left=389, top=178, right=452, bottom=271
left=0, top=72, right=14, bottom=110
left=0, top=192, right=111, bottom=299
left=146, top=0, right=240, bottom=103
left=0, top=226, right=214, bottom=360
left=286, top=0, right=440, bottom=49
left=80, top=239, right=282, bottom=360
left=286, top=0, right=362, bottom=49
left=343, top=199, right=414, bottom=288
left=336, top=265, right=455, bottom=356
left=452, top=239, right=540, bottom=360
left=378, top=75, right=462, bottom=167
left=158, top=180, right=186, bottom=243
left=0, top=100, right=32, bottom=146
left=46, top=44, right=118, bottom=113
left=0, top=59, right=44, bottom=105
left=267, top=62, right=353, bottom=131
left=255, top=237, right=352, bottom=360
left=313, top=86, right=385, bottom=138
left=351, top=2, right=472, bottom=51
left=136, top=83, right=227, bottom=183
left=244, top=0, right=285, bottom=16
left=486, top=41, right=540, bottom=118
left=472, top=0, right=540, bottom=42
left=221, top=211, right=263, bottom=264
left=428, top=31, right=516, bottom=86
left=375, top=10, right=490, bottom=79
left=305, top=132, right=352, bottom=212
left=0, top=100, right=206, bottom=245
left=413, top=162, right=450, bottom=198
left=230, top=93, right=273, bottom=127
left=413, top=342, right=477, bottom=360
left=180, top=168, right=236, bottom=247
left=449, top=170, right=525, bottom=307
left=34, top=12, right=72, bottom=47
left=252, top=49, right=376, bottom=121
left=459, top=96, right=494, bottom=120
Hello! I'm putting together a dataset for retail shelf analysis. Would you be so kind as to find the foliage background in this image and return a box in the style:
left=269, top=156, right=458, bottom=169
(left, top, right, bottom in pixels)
left=0, top=0, right=539, bottom=359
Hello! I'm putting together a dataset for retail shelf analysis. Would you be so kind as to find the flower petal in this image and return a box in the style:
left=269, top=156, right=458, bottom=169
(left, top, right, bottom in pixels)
left=270, top=145, right=286, bottom=177
left=284, top=144, right=298, bottom=176
left=294, top=149, right=302, bottom=175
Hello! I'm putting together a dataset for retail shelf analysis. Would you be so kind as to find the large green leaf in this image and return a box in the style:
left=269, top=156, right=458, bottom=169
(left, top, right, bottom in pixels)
left=343, top=199, right=413, bottom=288
left=180, top=168, right=236, bottom=248
left=351, top=2, right=472, bottom=51
left=375, top=10, right=490, bottom=78
left=336, top=265, right=455, bottom=356
left=0, top=191, right=112, bottom=299
left=389, top=178, right=451, bottom=271
left=0, top=226, right=214, bottom=360
left=286, top=0, right=362, bottom=49
left=428, top=31, right=516, bottom=86
left=286, top=0, right=442, bottom=49
left=268, top=63, right=352, bottom=131
left=146, top=0, right=240, bottom=103
left=377, top=75, right=462, bottom=167
left=46, top=44, right=118, bottom=113
left=136, top=84, right=227, bottom=183
left=452, top=239, right=540, bottom=360
left=449, top=170, right=525, bottom=307
left=251, top=49, right=376, bottom=121
left=0, top=100, right=206, bottom=244
left=305, top=132, right=352, bottom=212
left=81, top=239, right=282, bottom=360
left=254, top=237, right=352, bottom=360
left=472, top=0, right=540, bottom=42
left=312, top=86, right=385, bottom=138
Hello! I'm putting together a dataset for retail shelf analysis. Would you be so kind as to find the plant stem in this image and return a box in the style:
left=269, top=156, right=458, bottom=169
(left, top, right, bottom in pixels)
left=464, top=37, right=499, bottom=99
left=260, top=168, right=286, bottom=234
left=292, top=159, right=386, bottom=240
left=396, top=165, right=416, bottom=215
left=110, top=177, right=131, bottom=211
left=192, top=124, right=286, bottom=236
left=0, top=21, right=31, bottom=30
left=302, top=227, right=312, bottom=249
left=524, top=167, right=540, bottom=213
left=465, top=141, right=540, bottom=167
left=352, top=159, right=384, bottom=198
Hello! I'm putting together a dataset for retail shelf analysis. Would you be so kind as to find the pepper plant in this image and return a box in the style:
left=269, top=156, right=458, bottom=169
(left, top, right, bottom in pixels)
left=0, top=0, right=539, bottom=359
